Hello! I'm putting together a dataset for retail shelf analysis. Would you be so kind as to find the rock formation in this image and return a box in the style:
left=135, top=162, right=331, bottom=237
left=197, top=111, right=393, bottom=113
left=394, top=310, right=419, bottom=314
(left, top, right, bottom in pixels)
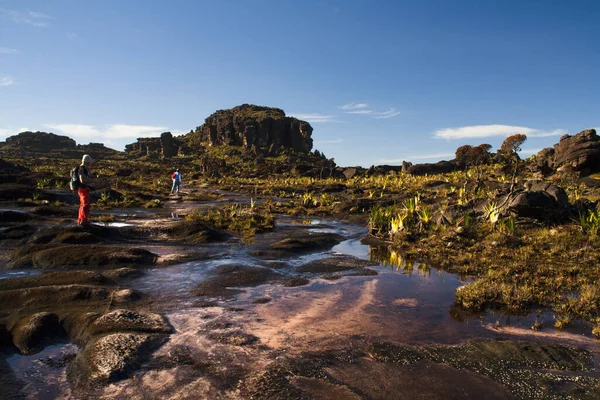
left=1, top=131, right=119, bottom=158
left=188, top=104, right=313, bottom=153
left=407, top=160, right=459, bottom=176
left=4, top=131, right=76, bottom=151
left=124, top=132, right=185, bottom=158
left=536, top=129, right=600, bottom=176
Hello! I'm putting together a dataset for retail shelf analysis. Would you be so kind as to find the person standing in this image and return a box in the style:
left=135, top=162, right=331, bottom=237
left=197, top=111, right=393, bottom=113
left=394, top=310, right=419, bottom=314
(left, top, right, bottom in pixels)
left=171, top=168, right=181, bottom=194
left=77, top=154, right=94, bottom=226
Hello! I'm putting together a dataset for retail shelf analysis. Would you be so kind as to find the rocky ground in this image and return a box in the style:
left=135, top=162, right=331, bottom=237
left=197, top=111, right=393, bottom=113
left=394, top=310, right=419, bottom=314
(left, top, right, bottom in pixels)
left=1, top=126, right=600, bottom=398
left=1, top=187, right=599, bottom=399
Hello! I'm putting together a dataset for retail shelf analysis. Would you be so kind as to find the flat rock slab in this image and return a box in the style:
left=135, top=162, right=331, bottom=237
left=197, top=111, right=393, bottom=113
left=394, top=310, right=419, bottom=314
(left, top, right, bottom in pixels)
left=8, top=245, right=158, bottom=269
left=0, top=285, right=111, bottom=310
left=192, top=265, right=281, bottom=297
left=269, top=232, right=345, bottom=252
left=297, top=255, right=378, bottom=274
left=0, top=271, right=108, bottom=291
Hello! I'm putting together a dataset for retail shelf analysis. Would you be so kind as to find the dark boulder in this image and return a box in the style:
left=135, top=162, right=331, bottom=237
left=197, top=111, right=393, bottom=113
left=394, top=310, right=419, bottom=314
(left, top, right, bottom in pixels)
left=407, top=160, right=459, bottom=176
left=505, top=183, right=570, bottom=220
left=0, top=184, right=35, bottom=200
left=343, top=168, right=358, bottom=180
left=68, top=333, right=168, bottom=387
left=269, top=232, right=345, bottom=253
left=11, top=312, right=67, bottom=355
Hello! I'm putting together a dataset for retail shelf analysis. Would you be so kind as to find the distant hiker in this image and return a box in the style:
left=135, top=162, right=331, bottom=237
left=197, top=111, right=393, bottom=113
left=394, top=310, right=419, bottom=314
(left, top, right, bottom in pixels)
left=71, top=154, right=94, bottom=226
left=171, top=168, right=181, bottom=194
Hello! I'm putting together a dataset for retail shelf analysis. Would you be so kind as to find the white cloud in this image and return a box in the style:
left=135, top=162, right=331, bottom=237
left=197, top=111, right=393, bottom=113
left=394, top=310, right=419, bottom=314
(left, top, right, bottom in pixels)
left=346, top=109, right=374, bottom=115
left=44, top=124, right=100, bottom=138
left=0, top=47, right=19, bottom=54
left=289, top=113, right=335, bottom=123
left=0, top=76, right=14, bottom=87
left=434, top=124, right=566, bottom=140
left=378, top=152, right=455, bottom=164
left=340, top=103, right=369, bottom=110
left=0, top=9, right=52, bottom=27
left=0, top=127, right=30, bottom=140
left=314, top=138, right=343, bottom=144
left=373, top=108, right=400, bottom=119
left=105, top=124, right=166, bottom=138
left=45, top=123, right=170, bottom=141
left=341, top=103, right=401, bottom=119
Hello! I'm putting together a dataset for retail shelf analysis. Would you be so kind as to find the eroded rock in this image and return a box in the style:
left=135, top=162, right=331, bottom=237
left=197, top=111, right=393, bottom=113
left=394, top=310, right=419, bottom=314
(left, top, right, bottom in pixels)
left=10, top=312, right=66, bottom=355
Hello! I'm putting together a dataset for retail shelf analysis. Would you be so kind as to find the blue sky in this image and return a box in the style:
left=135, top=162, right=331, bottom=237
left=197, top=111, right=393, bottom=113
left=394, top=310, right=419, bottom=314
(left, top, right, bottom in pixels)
left=1, top=0, right=598, bottom=167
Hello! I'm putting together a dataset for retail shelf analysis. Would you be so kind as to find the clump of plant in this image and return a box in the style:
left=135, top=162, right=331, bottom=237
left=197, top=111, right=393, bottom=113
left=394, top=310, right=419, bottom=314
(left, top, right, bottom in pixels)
left=186, top=203, right=274, bottom=240
left=578, top=206, right=600, bottom=236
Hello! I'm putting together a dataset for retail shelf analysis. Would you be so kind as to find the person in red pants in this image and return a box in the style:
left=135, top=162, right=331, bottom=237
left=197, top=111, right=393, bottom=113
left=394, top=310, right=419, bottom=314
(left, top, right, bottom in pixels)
left=77, top=154, right=94, bottom=226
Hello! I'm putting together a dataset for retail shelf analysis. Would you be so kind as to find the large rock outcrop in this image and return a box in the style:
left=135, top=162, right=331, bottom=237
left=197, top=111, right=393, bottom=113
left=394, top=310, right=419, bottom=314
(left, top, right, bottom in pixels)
left=3, top=131, right=76, bottom=151
left=536, top=129, right=600, bottom=176
left=1, top=131, right=119, bottom=158
left=189, top=104, right=313, bottom=153
left=407, top=160, right=459, bottom=176
left=124, top=132, right=185, bottom=158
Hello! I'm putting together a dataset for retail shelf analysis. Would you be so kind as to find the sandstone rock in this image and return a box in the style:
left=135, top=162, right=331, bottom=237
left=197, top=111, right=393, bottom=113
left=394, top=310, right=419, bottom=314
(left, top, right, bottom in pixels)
left=5, top=131, right=76, bottom=151
left=8, top=244, right=158, bottom=270
left=269, top=232, right=345, bottom=252
left=0, top=271, right=107, bottom=291
left=189, top=104, right=313, bottom=153
left=68, top=332, right=167, bottom=386
left=540, top=129, right=600, bottom=175
left=86, top=309, right=172, bottom=336
left=297, top=255, right=378, bottom=274
left=343, top=168, right=358, bottom=180
left=407, top=160, right=459, bottom=176
left=505, top=183, right=570, bottom=220
left=111, top=289, right=142, bottom=304
left=0, top=285, right=111, bottom=310
left=125, top=131, right=182, bottom=158
left=11, top=312, right=66, bottom=355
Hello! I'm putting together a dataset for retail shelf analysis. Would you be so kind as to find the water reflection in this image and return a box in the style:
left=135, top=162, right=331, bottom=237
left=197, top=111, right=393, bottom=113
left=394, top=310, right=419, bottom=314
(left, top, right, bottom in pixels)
left=369, top=246, right=431, bottom=277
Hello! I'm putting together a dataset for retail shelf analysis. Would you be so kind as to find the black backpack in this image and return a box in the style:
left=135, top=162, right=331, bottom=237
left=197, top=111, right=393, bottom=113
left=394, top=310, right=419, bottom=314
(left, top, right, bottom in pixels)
left=69, top=166, right=81, bottom=191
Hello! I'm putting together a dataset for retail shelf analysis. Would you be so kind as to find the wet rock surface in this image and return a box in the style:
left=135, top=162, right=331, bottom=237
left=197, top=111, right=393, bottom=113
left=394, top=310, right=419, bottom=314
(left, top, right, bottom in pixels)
left=8, top=245, right=158, bottom=269
left=297, top=255, right=378, bottom=274
left=68, top=332, right=168, bottom=388
left=192, top=264, right=281, bottom=297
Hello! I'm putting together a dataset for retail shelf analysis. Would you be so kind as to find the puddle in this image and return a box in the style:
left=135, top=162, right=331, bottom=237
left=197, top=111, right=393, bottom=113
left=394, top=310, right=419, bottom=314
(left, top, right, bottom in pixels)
left=7, top=343, right=79, bottom=399
left=0, top=270, right=41, bottom=280
left=91, top=222, right=136, bottom=228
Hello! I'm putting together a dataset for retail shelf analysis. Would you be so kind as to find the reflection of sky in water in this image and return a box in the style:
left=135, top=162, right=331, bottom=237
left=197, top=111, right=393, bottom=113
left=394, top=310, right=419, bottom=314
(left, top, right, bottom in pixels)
left=0, top=270, right=41, bottom=280
left=7, top=343, right=79, bottom=399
